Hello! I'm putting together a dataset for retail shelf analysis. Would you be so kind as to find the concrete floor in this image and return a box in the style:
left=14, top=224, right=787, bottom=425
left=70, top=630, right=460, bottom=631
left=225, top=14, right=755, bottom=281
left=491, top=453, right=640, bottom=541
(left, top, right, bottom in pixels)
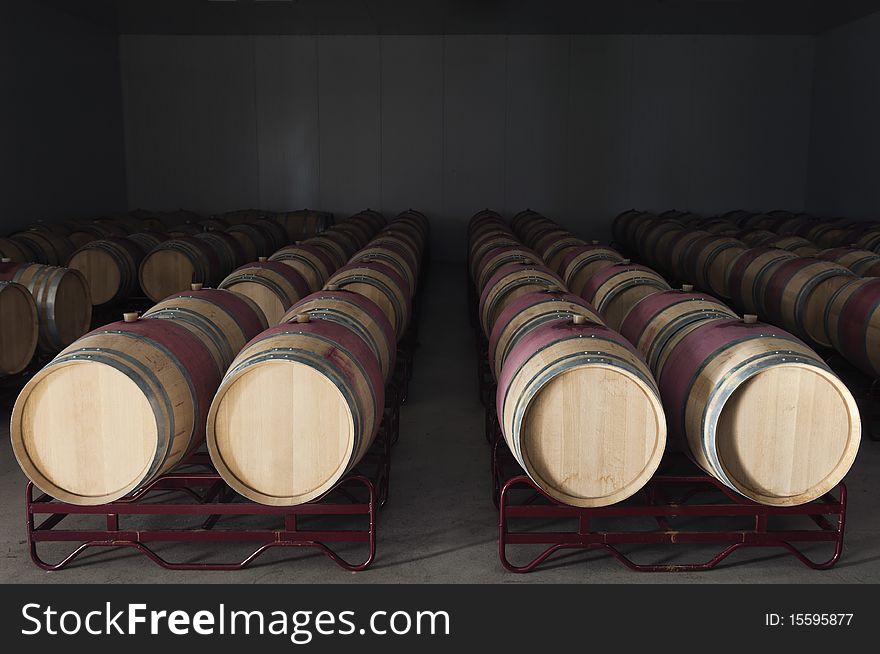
left=1, top=261, right=879, bottom=584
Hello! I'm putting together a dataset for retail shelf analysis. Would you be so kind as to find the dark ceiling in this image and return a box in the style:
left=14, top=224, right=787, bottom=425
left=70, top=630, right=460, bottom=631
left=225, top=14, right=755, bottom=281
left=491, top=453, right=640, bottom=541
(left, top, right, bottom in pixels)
left=42, top=0, right=880, bottom=35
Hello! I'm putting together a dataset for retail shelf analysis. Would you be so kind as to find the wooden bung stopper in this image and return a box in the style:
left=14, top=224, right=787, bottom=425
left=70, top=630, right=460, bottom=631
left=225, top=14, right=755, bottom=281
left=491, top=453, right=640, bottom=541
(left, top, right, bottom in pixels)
left=123, top=312, right=139, bottom=323
left=622, top=259, right=631, bottom=265
left=0, top=257, right=10, bottom=263
left=191, top=283, right=204, bottom=291
left=572, top=315, right=587, bottom=326
left=258, top=256, right=267, bottom=262
left=295, top=313, right=311, bottom=324
left=743, top=314, right=758, bottom=324
left=592, top=240, right=600, bottom=245
left=682, top=284, right=694, bottom=292
left=326, top=284, right=340, bottom=291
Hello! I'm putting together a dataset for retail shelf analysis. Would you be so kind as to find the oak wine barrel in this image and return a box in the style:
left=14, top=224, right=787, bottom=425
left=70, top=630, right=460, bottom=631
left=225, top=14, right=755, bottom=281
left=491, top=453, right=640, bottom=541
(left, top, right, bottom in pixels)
left=67, top=237, right=147, bottom=306
left=0, top=261, right=92, bottom=353
left=10, top=231, right=75, bottom=266
left=218, top=261, right=310, bottom=325
left=619, top=288, right=737, bottom=379
left=488, top=289, right=603, bottom=381
left=138, top=237, right=222, bottom=302
left=284, top=288, right=397, bottom=382
left=767, top=235, right=819, bottom=257
left=560, top=245, right=626, bottom=297
left=349, top=242, right=419, bottom=294
left=680, top=235, right=747, bottom=298
left=478, top=263, right=563, bottom=337
left=818, top=247, right=880, bottom=277
left=143, top=285, right=269, bottom=376
left=0, top=237, right=34, bottom=263
left=473, top=246, right=544, bottom=295
left=496, top=317, right=666, bottom=507
left=11, top=316, right=220, bottom=505
left=659, top=316, right=860, bottom=505
left=580, top=263, right=672, bottom=332
left=194, top=230, right=248, bottom=274
left=825, top=278, right=880, bottom=378
left=326, top=262, right=412, bottom=337
left=0, top=281, right=39, bottom=376
left=761, top=258, right=856, bottom=348
left=726, top=247, right=798, bottom=315
left=206, top=319, right=384, bottom=506
left=268, top=244, right=336, bottom=293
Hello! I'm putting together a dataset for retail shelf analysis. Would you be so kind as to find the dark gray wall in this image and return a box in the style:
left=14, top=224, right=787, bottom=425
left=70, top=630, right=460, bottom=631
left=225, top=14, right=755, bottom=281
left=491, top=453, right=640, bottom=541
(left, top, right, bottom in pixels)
left=0, top=2, right=127, bottom=235
left=120, top=34, right=815, bottom=260
left=807, top=12, right=880, bottom=220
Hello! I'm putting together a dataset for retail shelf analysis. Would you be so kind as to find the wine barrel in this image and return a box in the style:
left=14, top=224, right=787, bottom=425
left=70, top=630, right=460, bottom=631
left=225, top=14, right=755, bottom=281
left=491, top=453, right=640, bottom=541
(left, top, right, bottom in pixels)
left=303, top=235, right=349, bottom=270
left=251, top=219, right=290, bottom=252
left=396, top=209, right=429, bottom=237
left=818, top=247, right=880, bottom=277
left=138, top=237, right=222, bottom=302
left=488, top=289, right=602, bottom=381
left=635, top=221, right=682, bottom=269
left=206, top=318, right=384, bottom=506
left=701, top=219, right=738, bottom=235
left=67, top=237, right=146, bottom=306
left=197, top=218, right=229, bottom=231
left=726, top=247, right=798, bottom=315
left=274, top=210, right=334, bottom=241
left=268, top=244, right=336, bottom=293
left=619, top=288, right=737, bottom=379
left=0, top=237, right=34, bottom=263
left=667, top=230, right=710, bottom=281
left=0, top=281, right=39, bottom=375
left=349, top=242, right=419, bottom=294
left=855, top=228, right=880, bottom=252
left=496, top=316, right=666, bottom=507
left=218, top=261, right=310, bottom=325
left=66, top=222, right=128, bottom=249
left=10, top=316, right=220, bottom=505
left=474, top=246, right=544, bottom=294
left=510, top=209, right=541, bottom=234
left=798, top=223, right=843, bottom=249
left=315, top=229, right=359, bottom=260
left=776, top=215, right=815, bottom=236
left=167, top=224, right=202, bottom=237
left=724, top=210, right=755, bottom=227
left=226, top=223, right=274, bottom=261
left=367, top=234, right=421, bottom=275
left=761, top=258, right=856, bottom=348
left=126, top=231, right=168, bottom=252
left=284, top=288, right=396, bottom=382
left=560, top=245, right=626, bottom=297
left=825, top=278, right=880, bottom=378
left=478, top=263, right=563, bottom=337
left=580, top=263, right=672, bottom=332
left=738, top=213, right=781, bottom=231
left=194, top=231, right=247, bottom=274
left=143, top=285, right=269, bottom=376
left=526, top=227, right=570, bottom=254
left=767, top=235, right=819, bottom=257
left=611, top=210, right=652, bottom=246
left=10, top=231, right=75, bottom=266
left=738, top=230, right=777, bottom=247
left=660, top=316, right=860, bottom=505
left=0, top=262, right=92, bottom=352
left=681, top=235, right=747, bottom=298
left=326, top=262, right=411, bottom=337
left=468, top=232, right=518, bottom=278
left=541, top=237, right=586, bottom=275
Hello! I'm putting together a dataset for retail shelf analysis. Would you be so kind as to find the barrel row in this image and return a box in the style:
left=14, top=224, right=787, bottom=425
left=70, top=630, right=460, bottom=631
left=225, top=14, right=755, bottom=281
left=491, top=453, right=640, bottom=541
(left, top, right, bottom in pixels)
left=513, top=210, right=860, bottom=507
left=205, top=209, right=426, bottom=505
left=615, top=211, right=880, bottom=379
left=469, top=210, right=668, bottom=509
left=10, top=209, right=427, bottom=508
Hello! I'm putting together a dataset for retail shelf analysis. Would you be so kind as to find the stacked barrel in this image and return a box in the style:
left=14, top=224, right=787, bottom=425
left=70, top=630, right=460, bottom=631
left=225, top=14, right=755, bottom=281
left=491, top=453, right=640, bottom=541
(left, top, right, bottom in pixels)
left=617, top=210, right=880, bottom=383
left=206, top=210, right=426, bottom=505
left=470, top=209, right=667, bottom=508
left=508, top=210, right=860, bottom=506
left=10, top=208, right=424, bottom=508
